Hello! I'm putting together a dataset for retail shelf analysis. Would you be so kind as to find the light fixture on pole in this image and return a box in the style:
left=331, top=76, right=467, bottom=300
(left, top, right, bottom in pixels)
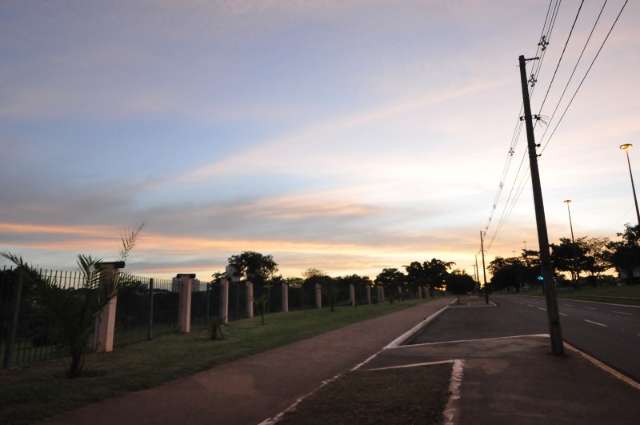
left=620, top=143, right=640, bottom=226
left=563, top=199, right=575, bottom=243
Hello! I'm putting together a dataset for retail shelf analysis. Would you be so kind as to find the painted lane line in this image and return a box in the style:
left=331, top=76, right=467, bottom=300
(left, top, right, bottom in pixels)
left=443, top=360, right=465, bottom=425
left=613, top=310, right=633, bottom=316
left=521, top=295, right=640, bottom=309
left=559, top=312, right=569, bottom=317
left=564, top=342, right=640, bottom=391
left=390, top=333, right=550, bottom=349
left=366, top=359, right=455, bottom=372
left=527, top=304, right=535, bottom=308
left=536, top=307, right=547, bottom=312
left=584, top=319, right=608, bottom=328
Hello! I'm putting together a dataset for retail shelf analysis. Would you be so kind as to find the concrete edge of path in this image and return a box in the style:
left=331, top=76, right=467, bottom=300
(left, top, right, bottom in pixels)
left=564, top=342, right=640, bottom=391
left=383, top=301, right=454, bottom=349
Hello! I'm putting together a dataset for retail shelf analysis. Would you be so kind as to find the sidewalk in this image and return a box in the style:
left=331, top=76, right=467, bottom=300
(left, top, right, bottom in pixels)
left=365, top=298, right=640, bottom=425
left=40, top=298, right=451, bottom=425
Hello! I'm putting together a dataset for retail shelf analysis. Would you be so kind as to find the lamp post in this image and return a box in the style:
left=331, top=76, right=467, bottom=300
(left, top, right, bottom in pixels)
left=620, top=143, right=640, bottom=227
left=563, top=199, right=575, bottom=243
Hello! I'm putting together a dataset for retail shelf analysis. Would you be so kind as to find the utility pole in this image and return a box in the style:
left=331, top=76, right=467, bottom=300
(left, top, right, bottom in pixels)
left=519, top=54, right=564, bottom=355
left=620, top=144, right=640, bottom=226
left=475, top=255, right=480, bottom=284
left=563, top=199, right=575, bottom=243
left=480, top=231, right=489, bottom=304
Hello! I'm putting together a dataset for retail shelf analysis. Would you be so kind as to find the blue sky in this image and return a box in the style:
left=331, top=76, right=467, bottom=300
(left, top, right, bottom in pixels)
left=1, top=0, right=639, bottom=278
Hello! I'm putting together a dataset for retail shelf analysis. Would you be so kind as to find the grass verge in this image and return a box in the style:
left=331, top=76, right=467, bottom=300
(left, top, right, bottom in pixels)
left=0, top=299, right=428, bottom=425
left=277, top=363, right=452, bottom=425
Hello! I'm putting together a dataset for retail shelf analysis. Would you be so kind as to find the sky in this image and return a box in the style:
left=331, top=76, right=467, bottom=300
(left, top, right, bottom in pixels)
left=1, top=0, right=639, bottom=280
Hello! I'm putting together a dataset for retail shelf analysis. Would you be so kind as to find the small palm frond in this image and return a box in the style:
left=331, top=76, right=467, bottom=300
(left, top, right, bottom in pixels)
left=1, top=252, right=27, bottom=268
left=77, top=254, right=103, bottom=290
left=120, top=223, right=144, bottom=262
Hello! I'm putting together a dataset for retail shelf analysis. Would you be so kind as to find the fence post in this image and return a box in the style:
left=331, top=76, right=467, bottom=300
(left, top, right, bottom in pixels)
left=377, top=286, right=385, bottom=303
left=95, top=261, right=124, bottom=353
left=220, top=278, right=229, bottom=324
left=350, top=284, right=356, bottom=307
left=177, top=274, right=194, bottom=333
left=3, top=269, right=24, bottom=369
left=246, top=281, right=254, bottom=319
left=205, top=282, right=211, bottom=321
left=281, top=282, right=289, bottom=312
left=366, top=285, right=372, bottom=304
left=147, top=278, right=154, bottom=340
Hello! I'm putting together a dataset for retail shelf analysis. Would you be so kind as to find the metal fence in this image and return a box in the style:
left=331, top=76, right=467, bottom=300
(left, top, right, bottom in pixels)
left=1, top=264, right=396, bottom=369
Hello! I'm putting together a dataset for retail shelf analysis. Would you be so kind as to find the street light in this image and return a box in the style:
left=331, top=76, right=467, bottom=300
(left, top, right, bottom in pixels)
left=563, top=199, right=575, bottom=243
left=620, top=143, right=640, bottom=226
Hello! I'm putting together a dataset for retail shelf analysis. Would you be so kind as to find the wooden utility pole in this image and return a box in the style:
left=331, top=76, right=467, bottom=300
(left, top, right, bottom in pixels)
left=480, top=231, right=488, bottom=304
left=518, top=54, right=564, bottom=355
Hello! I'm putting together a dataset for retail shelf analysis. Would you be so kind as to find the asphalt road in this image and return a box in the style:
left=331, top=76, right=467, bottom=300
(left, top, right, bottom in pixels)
left=503, top=295, right=640, bottom=382
left=410, top=295, right=640, bottom=382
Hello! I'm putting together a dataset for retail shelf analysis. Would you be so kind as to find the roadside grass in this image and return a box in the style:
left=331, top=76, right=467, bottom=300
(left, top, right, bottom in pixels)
left=524, top=284, right=640, bottom=305
left=0, top=299, right=428, bottom=425
left=277, top=363, right=452, bottom=425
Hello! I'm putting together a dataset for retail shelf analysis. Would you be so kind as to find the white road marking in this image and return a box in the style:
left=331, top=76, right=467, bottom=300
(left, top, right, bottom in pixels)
left=366, top=359, right=454, bottom=372
left=527, top=304, right=535, bottom=308
left=443, top=360, right=465, bottom=425
left=613, top=311, right=632, bottom=316
left=536, top=307, right=547, bottom=312
left=559, top=312, right=569, bottom=317
left=384, top=303, right=451, bottom=349
left=391, top=333, right=549, bottom=349
left=584, top=319, right=608, bottom=328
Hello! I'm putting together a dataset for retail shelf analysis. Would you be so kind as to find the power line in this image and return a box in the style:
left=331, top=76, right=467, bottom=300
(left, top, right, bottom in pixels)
left=536, top=0, right=585, bottom=116
left=482, top=0, right=561, bottom=234
left=538, top=0, right=608, bottom=143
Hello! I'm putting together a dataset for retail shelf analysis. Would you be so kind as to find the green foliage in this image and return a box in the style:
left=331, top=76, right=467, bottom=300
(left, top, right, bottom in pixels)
left=445, top=270, right=477, bottom=294
left=375, top=268, right=405, bottom=303
left=606, top=224, right=640, bottom=283
left=1, top=224, right=142, bottom=378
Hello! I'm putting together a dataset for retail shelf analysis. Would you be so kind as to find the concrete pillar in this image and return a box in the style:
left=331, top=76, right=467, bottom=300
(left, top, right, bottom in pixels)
left=366, top=285, right=372, bottom=304
left=220, top=278, right=229, bottom=324
left=315, top=283, right=322, bottom=309
left=377, top=286, right=385, bottom=303
left=350, top=284, right=356, bottom=307
left=177, top=273, right=194, bottom=333
left=95, top=261, right=124, bottom=353
left=281, top=282, right=289, bottom=313
left=246, top=281, right=254, bottom=318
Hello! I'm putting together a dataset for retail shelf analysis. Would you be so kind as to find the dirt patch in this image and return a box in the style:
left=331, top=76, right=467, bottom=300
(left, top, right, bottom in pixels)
left=277, top=363, right=452, bottom=425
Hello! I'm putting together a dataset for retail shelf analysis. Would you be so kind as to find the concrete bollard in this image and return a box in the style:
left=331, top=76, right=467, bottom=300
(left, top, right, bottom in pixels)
left=377, top=286, right=385, bottom=303
left=315, top=283, right=322, bottom=309
left=246, top=281, right=254, bottom=318
left=366, top=285, right=372, bottom=304
left=281, top=282, right=289, bottom=313
left=220, top=278, right=229, bottom=324
left=94, top=261, right=124, bottom=353
left=350, top=284, right=356, bottom=307
left=177, top=273, right=194, bottom=333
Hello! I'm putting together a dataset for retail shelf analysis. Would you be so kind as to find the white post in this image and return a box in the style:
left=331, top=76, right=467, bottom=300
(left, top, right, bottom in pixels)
left=350, top=284, right=356, bottom=307
left=94, top=261, right=124, bottom=353
left=366, top=285, right=372, bottom=304
left=246, top=281, right=254, bottom=318
left=315, top=283, right=322, bottom=309
left=281, top=282, right=289, bottom=312
left=177, top=274, right=194, bottom=333
left=377, top=286, right=385, bottom=303
left=220, top=278, right=229, bottom=324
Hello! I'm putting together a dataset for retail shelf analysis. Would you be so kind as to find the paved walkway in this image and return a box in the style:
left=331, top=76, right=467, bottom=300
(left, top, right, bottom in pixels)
left=40, top=299, right=451, bottom=425
left=366, top=298, right=640, bottom=425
